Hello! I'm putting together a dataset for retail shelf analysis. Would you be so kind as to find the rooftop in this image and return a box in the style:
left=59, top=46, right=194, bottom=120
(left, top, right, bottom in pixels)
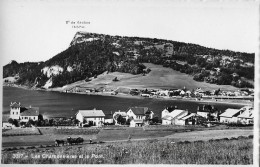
left=219, top=108, right=241, bottom=118
left=113, top=111, right=128, bottom=117
left=77, top=109, right=105, bottom=117
left=162, top=109, right=188, bottom=120
left=20, top=107, right=39, bottom=116
left=10, top=102, right=21, bottom=108
left=127, top=107, right=151, bottom=115
left=237, top=109, right=254, bottom=119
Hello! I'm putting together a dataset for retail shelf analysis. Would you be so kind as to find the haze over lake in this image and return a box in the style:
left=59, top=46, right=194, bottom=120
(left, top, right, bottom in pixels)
left=3, top=87, right=243, bottom=118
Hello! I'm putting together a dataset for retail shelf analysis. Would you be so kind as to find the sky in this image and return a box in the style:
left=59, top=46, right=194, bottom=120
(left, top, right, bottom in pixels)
left=0, top=0, right=259, bottom=65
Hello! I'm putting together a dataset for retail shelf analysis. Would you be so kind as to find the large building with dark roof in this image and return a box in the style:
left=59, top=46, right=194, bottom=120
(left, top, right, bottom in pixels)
left=20, top=107, right=40, bottom=122
left=9, top=102, right=40, bottom=122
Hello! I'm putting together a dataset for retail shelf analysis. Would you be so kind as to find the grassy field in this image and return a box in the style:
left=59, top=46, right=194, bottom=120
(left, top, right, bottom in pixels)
left=1, top=136, right=253, bottom=164
left=2, top=128, right=41, bottom=136
left=2, top=127, right=98, bottom=148
left=2, top=126, right=253, bottom=148
left=52, top=63, right=238, bottom=92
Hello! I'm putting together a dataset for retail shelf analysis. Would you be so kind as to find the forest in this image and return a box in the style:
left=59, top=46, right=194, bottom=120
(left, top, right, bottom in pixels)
left=3, top=32, right=254, bottom=88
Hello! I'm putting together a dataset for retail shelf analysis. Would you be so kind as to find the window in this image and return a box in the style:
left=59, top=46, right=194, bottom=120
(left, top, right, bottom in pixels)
left=13, top=112, right=14, bottom=115
left=34, top=117, right=35, bottom=120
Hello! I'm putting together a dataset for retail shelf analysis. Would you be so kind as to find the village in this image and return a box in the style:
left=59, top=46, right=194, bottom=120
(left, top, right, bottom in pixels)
left=2, top=101, right=254, bottom=130
left=63, top=86, right=254, bottom=102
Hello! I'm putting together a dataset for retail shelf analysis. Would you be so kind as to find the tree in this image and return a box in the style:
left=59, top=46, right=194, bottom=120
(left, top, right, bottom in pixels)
left=36, top=120, right=44, bottom=127
left=126, top=116, right=134, bottom=125
left=8, top=118, right=14, bottom=124
left=83, top=119, right=87, bottom=124
left=26, top=119, right=34, bottom=127
left=49, top=119, right=54, bottom=126
left=38, top=114, right=44, bottom=121
left=214, top=88, right=221, bottom=96
left=217, top=73, right=232, bottom=85
left=151, top=117, right=160, bottom=124
left=13, top=119, right=19, bottom=127
left=74, top=119, right=80, bottom=125
left=117, top=115, right=126, bottom=125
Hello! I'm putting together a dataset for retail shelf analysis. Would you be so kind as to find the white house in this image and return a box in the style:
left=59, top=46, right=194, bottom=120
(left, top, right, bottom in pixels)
left=10, top=102, right=21, bottom=120
left=178, top=113, right=206, bottom=126
left=219, top=108, right=242, bottom=123
left=196, top=105, right=219, bottom=121
left=2, top=115, right=15, bottom=129
left=126, top=107, right=154, bottom=127
left=76, top=108, right=105, bottom=127
left=161, top=107, right=188, bottom=125
left=237, top=106, right=254, bottom=125
left=9, top=102, right=39, bottom=122
left=104, top=112, right=114, bottom=124
left=20, top=107, right=39, bottom=122
left=158, top=90, right=169, bottom=96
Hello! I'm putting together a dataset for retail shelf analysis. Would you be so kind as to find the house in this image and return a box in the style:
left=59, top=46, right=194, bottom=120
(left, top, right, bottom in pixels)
left=141, top=93, right=150, bottom=97
left=76, top=108, right=105, bottom=127
left=2, top=115, right=15, bottom=129
left=237, top=106, right=254, bottom=124
left=113, top=110, right=128, bottom=125
left=9, top=102, right=40, bottom=122
left=10, top=102, right=21, bottom=120
left=20, top=107, right=39, bottom=122
left=178, top=113, right=207, bottom=125
left=196, top=105, right=219, bottom=121
left=130, top=119, right=143, bottom=127
left=179, top=90, right=186, bottom=96
left=219, top=108, right=243, bottom=123
left=104, top=111, right=114, bottom=124
left=126, top=107, right=154, bottom=127
left=161, top=107, right=188, bottom=125
left=158, top=90, right=169, bottom=96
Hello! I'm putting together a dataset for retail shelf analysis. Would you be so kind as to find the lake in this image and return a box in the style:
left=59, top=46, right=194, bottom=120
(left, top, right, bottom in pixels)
left=3, top=86, right=243, bottom=119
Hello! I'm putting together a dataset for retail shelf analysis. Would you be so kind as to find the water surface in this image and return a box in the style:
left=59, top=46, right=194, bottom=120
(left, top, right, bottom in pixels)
left=3, top=87, right=243, bottom=118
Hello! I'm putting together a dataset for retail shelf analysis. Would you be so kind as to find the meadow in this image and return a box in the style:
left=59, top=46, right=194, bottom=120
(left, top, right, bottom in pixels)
left=1, top=136, right=253, bottom=164
left=2, top=127, right=41, bottom=136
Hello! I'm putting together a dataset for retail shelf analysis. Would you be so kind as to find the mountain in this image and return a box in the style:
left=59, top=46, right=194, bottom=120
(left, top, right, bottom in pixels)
left=3, top=31, right=254, bottom=89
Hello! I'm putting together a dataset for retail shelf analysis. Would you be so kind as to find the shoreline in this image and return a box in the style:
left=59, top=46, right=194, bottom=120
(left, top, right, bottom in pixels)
left=3, top=84, right=253, bottom=106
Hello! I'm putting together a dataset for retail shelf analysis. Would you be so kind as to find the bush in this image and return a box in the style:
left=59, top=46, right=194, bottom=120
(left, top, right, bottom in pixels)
left=248, top=135, right=253, bottom=139
left=230, top=137, right=238, bottom=140
left=237, top=136, right=247, bottom=140
left=220, top=138, right=229, bottom=141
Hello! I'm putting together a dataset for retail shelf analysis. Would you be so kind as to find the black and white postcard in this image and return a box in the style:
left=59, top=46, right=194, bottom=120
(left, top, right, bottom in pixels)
left=1, top=0, right=259, bottom=165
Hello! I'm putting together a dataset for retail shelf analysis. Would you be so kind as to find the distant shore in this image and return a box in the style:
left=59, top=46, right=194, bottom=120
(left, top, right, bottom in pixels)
left=3, top=84, right=253, bottom=106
